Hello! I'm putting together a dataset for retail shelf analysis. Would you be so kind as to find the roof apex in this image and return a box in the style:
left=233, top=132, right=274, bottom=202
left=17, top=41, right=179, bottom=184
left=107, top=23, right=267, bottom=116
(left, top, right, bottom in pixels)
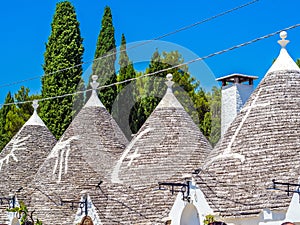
left=84, top=75, right=105, bottom=108
left=156, top=91, right=184, bottom=109
left=84, top=91, right=105, bottom=108
left=267, top=31, right=300, bottom=74
left=156, top=74, right=184, bottom=109
left=24, top=100, right=46, bottom=127
left=24, top=110, right=46, bottom=127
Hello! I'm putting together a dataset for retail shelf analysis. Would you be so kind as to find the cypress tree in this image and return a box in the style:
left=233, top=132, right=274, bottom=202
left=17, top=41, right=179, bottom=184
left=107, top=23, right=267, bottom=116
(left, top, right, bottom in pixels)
left=117, top=34, right=136, bottom=92
left=113, top=34, right=136, bottom=138
left=91, top=6, right=117, bottom=112
left=40, top=1, right=84, bottom=139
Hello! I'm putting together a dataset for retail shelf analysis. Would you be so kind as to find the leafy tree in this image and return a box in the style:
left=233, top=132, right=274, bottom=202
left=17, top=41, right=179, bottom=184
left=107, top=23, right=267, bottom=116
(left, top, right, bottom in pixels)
left=112, top=34, right=137, bottom=138
left=40, top=1, right=84, bottom=139
left=296, top=59, right=300, bottom=67
left=90, top=6, right=117, bottom=112
left=129, top=50, right=163, bottom=134
left=130, top=50, right=205, bottom=134
left=15, top=86, right=34, bottom=116
left=0, top=92, right=14, bottom=150
left=0, top=87, right=39, bottom=151
left=7, top=201, right=43, bottom=225
left=0, top=92, right=14, bottom=129
left=203, top=214, right=215, bottom=225
left=206, top=86, right=221, bottom=146
left=5, top=105, right=28, bottom=138
left=195, top=88, right=210, bottom=137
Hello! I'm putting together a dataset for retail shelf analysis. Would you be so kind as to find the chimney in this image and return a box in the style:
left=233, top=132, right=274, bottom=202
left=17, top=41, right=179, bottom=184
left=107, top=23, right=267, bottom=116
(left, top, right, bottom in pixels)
left=216, top=74, right=258, bottom=136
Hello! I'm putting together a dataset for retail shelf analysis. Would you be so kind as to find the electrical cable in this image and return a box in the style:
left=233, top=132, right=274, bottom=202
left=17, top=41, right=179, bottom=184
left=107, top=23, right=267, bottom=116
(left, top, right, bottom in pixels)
left=1, top=23, right=299, bottom=107
left=0, top=0, right=260, bottom=89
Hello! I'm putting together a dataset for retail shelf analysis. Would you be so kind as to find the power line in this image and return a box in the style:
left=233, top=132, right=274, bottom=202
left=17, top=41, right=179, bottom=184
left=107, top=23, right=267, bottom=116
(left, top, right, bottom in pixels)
left=121, top=0, right=260, bottom=51
left=0, top=0, right=260, bottom=89
left=1, top=23, right=299, bottom=107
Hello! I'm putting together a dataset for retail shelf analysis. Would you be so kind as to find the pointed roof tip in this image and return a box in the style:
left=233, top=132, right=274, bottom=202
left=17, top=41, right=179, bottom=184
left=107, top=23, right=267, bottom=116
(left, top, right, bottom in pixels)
left=24, top=100, right=46, bottom=127
left=84, top=75, right=105, bottom=108
left=267, top=31, right=300, bottom=74
left=156, top=73, right=184, bottom=109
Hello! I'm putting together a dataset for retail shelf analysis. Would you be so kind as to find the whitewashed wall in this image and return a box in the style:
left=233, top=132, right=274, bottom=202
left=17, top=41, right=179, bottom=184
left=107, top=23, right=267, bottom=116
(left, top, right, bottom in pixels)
left=221, top=83, right=254, bottom=136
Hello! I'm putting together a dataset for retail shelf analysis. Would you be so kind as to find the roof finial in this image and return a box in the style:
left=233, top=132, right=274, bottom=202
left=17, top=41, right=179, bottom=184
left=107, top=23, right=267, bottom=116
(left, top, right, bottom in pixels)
left=32, top=100, right=39, bottom=112
left=91, top=75, right=99, bottom=92
left=278, top=31, right=289, bottom=48
left=84, top=74, right=105, bottom=108
left=24, top=99, right=45, bottom=126
left=166, top=73, right=174, bottom=93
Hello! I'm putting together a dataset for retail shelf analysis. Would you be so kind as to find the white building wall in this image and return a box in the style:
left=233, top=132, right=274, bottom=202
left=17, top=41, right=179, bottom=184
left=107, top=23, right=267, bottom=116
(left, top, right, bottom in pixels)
left=224, top=209, right=286, bottom=225
left=168, top=181, right=213, bottom=225
left=221, top=84, right=237, bottom=136
left=167, top=181, right=288, bottom=225
left=285, top=190, right=300, bottom=223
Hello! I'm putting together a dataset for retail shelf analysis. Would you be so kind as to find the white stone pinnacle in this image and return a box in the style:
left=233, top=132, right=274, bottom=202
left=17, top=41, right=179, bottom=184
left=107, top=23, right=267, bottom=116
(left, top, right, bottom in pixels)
left=278, top=31, right=289, bottom=48
left=84, top=74, right=105, bottom=108
left=91, top=75, right=100, bottom=91
left=156, top=73, right=183, bottom=109
left=267, top=31, right=300, bottom=73
left=32, top=100, right=39, bottom=112
left=165, top=73, right=174, bottom=93
left=24, top=100, right=45, bottom=127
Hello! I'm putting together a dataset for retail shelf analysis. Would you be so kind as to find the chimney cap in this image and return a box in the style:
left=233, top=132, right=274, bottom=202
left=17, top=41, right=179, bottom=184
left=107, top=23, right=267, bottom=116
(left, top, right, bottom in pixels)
left=216, top=73, right=258, bottom=86
left=216, top=73, right=258, bottom=82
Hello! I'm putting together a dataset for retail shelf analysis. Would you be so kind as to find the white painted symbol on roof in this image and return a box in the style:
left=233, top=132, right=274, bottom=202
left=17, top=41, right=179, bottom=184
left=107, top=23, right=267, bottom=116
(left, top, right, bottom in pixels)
left=240, top=102, right=269, bottom=112
left=203, top=88, right=269, bottom=169
left=0, top=135, right=30, bottom=171
left=111, top=127, right=153, bottom=183
left=126, top=148, right=141, bottom=167
left=49, top=135, right=79, bottom=183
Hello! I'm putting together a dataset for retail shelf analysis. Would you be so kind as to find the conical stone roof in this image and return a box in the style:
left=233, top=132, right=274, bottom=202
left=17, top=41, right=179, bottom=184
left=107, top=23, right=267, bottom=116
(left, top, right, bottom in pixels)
left=31, top=76, right=128, bottom=225
left=99, top=74, right=212, bottom=224
left=112, top=74, right=212, bottom=186
left=198, top=31, right=300, bottom=218
left=0, top=100, right=56, bottom=224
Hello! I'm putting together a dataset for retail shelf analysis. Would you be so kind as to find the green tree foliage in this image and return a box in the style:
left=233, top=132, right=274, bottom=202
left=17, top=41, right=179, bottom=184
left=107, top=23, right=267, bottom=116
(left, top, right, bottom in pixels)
left=296, top=59, right=300, bottom=67
left=117, top=34, right=136, bottom=93
left=0, top=87, right=38, bottom=151
left=40, top=1, right=84, bottom=139
left=113, top=34, right=137, bottom=138
left=129, top=50, right=210, bottom=137
left=91, top=6, right=117, bottom=112
left=203, top=214, right=215, bottom=225
left=0, top=92, right=14, bottom=150
left=205, top=86, right=221, bottom=146
left=7, top=200, right=43, bottom=225
left=15, top=86, right=34, bottom=116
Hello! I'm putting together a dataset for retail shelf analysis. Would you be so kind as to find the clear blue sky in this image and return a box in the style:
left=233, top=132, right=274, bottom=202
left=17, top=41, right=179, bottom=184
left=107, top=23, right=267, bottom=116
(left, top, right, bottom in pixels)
left=0, top=0, right=300, bottom=103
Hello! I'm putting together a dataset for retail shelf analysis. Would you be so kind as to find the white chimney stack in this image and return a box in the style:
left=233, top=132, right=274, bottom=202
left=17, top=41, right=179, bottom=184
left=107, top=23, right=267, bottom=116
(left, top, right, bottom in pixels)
left=216, top=73, right=258, bottom=136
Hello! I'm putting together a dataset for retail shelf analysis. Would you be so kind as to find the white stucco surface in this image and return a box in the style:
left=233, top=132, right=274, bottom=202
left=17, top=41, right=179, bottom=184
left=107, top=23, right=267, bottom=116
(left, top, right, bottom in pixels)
left=285, top=191, right=300, bottom=221
left=221, top=83, right=254, bottom=136
left=168, top=181, right=213, bottom=225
